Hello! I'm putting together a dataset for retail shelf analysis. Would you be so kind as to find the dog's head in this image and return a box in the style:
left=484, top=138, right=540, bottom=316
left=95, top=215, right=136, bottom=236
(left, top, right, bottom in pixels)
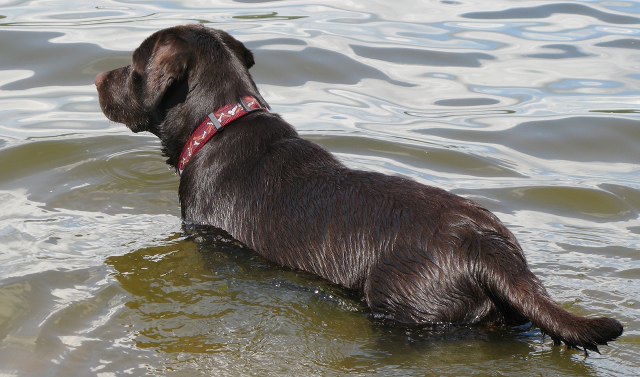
left=95, top=24, right=256, bottom=136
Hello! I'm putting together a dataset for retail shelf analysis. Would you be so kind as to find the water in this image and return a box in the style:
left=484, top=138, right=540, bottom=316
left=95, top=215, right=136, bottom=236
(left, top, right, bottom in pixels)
left=1, top=0, right=639, bottom=375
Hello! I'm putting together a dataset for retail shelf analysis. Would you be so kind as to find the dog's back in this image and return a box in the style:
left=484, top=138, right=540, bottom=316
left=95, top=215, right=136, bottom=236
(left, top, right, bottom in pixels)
left=178, top=109, right=623, bottom=353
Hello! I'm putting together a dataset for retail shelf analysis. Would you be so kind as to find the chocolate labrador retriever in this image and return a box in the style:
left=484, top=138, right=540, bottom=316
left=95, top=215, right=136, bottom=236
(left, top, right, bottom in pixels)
left=96, top=24, right=622, bottom=353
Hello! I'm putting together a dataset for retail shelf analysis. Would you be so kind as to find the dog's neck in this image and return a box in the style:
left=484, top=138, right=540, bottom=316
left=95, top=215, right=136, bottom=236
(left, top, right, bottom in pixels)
left=177, top=95, right=268, bottom=175
left=157, top=54, right=270, bottom=170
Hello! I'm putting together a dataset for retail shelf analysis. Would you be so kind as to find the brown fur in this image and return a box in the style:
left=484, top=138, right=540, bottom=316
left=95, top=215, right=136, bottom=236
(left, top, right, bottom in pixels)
left=96, top=24, right=623, bottom=353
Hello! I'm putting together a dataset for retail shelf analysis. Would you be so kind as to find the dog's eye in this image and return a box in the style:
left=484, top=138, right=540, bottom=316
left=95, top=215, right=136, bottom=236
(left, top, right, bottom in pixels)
left=130, top=71, right=141, bottom=84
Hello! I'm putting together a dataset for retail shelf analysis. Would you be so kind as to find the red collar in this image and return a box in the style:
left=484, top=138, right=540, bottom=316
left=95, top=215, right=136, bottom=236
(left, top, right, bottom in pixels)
left=178, top=95, right=267, bottom=175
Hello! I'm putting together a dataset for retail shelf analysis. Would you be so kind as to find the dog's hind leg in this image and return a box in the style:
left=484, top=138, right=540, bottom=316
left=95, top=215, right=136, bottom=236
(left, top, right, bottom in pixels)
left=362, top=243, right=498, bottom=325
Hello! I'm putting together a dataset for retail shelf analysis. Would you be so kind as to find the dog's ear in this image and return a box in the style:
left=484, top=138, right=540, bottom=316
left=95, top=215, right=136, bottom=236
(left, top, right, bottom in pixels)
left=220, top=32, right=255, bottom=69
left=135, top=33, right=190, bottom=110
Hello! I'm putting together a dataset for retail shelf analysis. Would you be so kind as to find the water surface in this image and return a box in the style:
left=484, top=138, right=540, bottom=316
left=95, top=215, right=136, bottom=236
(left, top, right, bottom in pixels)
left=1, top=1, right=639, bottom=376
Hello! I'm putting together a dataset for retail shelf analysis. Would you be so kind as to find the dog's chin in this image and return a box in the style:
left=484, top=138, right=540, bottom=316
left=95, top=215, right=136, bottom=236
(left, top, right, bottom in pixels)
left=117, top=117, right=151, bottom=134
left=126, top=123, right=147, bottom=133
left=99, top=105, right=145, bottom=134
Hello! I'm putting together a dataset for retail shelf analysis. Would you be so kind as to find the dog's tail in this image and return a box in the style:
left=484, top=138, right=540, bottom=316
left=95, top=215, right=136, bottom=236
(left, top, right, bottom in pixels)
left=476, top=231, right=623, bottom=354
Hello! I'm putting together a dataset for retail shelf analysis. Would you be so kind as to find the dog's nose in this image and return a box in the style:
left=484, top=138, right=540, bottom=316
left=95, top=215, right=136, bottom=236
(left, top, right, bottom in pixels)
left=95, top=72, right=108, bottom=88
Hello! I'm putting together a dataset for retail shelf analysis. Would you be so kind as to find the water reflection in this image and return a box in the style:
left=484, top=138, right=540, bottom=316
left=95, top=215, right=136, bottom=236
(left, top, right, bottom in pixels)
left=461, top=3, right=640, bottom=25
left=107, top=227, right=589, bottom=376
left=106, top=227, right=380, bottom=373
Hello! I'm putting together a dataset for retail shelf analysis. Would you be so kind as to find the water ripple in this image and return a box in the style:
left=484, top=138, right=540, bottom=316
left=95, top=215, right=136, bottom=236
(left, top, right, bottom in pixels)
left=462, top=3, right=640, bottom=24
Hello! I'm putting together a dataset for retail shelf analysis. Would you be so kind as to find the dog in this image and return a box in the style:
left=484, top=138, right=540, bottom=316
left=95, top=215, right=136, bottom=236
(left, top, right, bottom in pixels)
left=96, top=24, right=623, bottom=354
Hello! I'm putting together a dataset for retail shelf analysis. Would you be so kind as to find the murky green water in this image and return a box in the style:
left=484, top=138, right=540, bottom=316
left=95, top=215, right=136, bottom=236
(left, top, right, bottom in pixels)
left=1, top=1, right=639, bottom=376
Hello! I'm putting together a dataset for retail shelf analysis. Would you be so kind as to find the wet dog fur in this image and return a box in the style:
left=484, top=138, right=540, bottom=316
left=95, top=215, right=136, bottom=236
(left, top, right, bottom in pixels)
left=96, top=24, right=623, bottom=354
